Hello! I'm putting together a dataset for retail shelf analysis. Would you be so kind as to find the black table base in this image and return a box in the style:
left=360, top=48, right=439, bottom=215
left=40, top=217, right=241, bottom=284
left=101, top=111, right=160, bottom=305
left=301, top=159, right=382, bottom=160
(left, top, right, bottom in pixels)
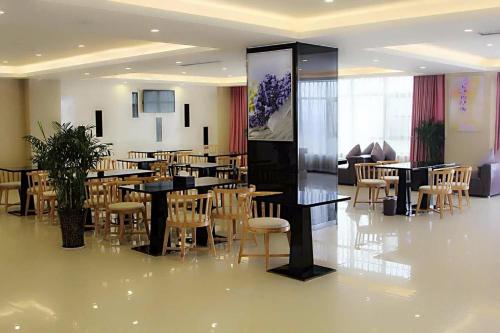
left=269, top=264, right=336, bottom=281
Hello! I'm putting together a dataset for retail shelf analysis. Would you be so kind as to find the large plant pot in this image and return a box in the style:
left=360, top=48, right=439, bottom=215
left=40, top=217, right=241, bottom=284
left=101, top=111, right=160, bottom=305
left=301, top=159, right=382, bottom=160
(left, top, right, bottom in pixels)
left=59, top=209, right=86, bottom=249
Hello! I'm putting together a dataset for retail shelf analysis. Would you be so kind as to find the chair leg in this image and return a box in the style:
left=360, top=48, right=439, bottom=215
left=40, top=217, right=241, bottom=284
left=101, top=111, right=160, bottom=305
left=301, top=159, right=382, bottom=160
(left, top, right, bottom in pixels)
left=264, top=233, right=270, bottom=271
left=207, top=225, right=216, bottom=257
left=457, top=190, right=463, bottom=211
left=4, top=189, right=9, bottom=212
left=353, top=187, right=360, bottom=207
left=143, top=209, right=150, bottom=240
left=465, top=190, right=471, bottom=207
left=180, top=228, right=186, bottom=258
left=415, top=192, right=423, bottom=214
left=439, top=195, right=444, bottom=219
left=374, top=188, right=381, bottom=207
left=448, top=194, right=453, bottom=215
left=0, top=189, right=3, bottom=209
left=384, top=183, right=389, bottom=196
left=227, top=221, right=233, bottom=253
left=238, top=230, right=246, bottom=264
left=118, top=213, right=126, bottom=244
left=93, top=208, right=100, bottom=236
left=395, top=182, right=399, bottom=196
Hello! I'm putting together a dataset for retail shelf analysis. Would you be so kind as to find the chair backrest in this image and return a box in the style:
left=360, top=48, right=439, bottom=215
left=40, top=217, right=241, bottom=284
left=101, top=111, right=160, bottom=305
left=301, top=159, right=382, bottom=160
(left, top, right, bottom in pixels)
left=154, top=152, right=175, bottom=163
left=203, top=145, right=219, bottom=154
left=212, top=186, right=255, bottom=220
left=116, top=160, right=137, bottom=170
left=167, top=192, right=213, bottom=226
left=378, top=167, right=397, bottom=178
left=0, top=170, right=21, bottom=183
left=128, top=151, right=148, bottom=158
left=452, top=166, right=472, bottom=186
left=95, top=157, right=115, bottom=171
left=188, top=155, right=208, bottom=164
left=176, top=152, right=192, bottom=164
left=85, top=179, right=107, bottom=208
left=31, top=171, right=51, bottom=194
left=355, top=163, right=380, bottom=182
left=150, top=161, right=169, bottom=177
left=216, top=156, right=240, bottom=168
left=429, top=168, right=455, bottom=191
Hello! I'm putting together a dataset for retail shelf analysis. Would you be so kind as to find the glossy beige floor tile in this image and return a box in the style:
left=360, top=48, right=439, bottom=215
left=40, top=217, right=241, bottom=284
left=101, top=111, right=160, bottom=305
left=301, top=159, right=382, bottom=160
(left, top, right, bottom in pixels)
left=1, top=186, right=500, bottom=333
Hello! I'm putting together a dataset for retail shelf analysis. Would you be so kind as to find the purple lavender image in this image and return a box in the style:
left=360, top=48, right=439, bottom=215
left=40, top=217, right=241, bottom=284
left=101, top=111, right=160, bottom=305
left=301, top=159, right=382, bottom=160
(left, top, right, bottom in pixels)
left=459, top=77, right=468, bottom=113
left=249, top=72, right=292, bottom=129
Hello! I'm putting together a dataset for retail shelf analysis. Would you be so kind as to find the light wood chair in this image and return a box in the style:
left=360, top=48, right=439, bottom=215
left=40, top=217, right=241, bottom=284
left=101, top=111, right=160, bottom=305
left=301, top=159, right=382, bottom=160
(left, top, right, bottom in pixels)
left=416, top=168, right=455, bottom=219
left=85, top=179, right=107, bottom=236
left=95, top=157, right=116, bottom=171
left=175, top=151, right=193, bottom=164
left=377, top=161, right=399, bottom=197
left=33, top=171, right=57, bottom=224
left=212, top=186, right=255, bottom=252
left=115, top=160, right=138, bottom=169
left=0, top=170, right=21, bottom=212
left=128, top=151, right=148, bottom=158
left=353, top=163, right=386, bottom=208
left=103, top=180, right=147, bottom=244
left=203, top=145, right=219, bottom=154
left=451, top=166, right=472, bottom=210
left=154, top=152, right=175, bottom=164
left=216, top=156, right=240, bottom=179
left=150, top=161, right=169, bottom=177
left=237, top=154, right=248, bottom=181
left=237, top=192, right=290, bottom=270
left=163, top=192, right=216, bottom=258
left=188, top=155, right=208, bottom=164
left=25, top=171, right=40, bottom=216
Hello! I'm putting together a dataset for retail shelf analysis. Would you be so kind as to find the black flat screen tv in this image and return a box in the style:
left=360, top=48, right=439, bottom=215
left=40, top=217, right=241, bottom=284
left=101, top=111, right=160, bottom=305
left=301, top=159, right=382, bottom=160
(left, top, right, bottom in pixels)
left=142, top=89, right=175, bottom=113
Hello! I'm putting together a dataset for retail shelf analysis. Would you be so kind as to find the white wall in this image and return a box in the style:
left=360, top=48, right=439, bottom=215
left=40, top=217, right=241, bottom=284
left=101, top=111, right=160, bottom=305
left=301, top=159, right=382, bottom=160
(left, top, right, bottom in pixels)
left=26, top=79, right=62, bottom=137
left=444, top=72, right=497, bottom=166
left=61, top=79, right=224, bottom=157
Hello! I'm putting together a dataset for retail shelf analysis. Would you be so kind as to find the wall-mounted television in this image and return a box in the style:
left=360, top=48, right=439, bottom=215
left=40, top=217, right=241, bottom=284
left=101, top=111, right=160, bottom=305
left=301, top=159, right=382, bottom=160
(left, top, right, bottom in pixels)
left=142, top=89, right=175, bottom=113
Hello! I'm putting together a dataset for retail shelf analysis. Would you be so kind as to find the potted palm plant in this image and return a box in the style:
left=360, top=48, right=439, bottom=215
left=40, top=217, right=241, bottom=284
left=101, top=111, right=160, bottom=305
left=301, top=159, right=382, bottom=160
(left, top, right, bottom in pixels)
left=415, top=120, right=445, bottom=163
left=26, top=122, right=108, bottom=248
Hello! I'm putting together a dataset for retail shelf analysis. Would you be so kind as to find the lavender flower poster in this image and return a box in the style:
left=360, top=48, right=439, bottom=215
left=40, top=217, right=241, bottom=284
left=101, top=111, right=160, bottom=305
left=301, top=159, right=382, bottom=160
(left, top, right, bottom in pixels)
left=449, top=75, right=485, bottom=132
left=247, top=49, right=293, bottom=141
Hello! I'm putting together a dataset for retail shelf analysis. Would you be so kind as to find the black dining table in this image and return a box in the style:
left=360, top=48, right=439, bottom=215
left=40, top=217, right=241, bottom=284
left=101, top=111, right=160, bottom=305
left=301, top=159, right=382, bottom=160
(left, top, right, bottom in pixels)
left=120, top=177, right=240, bottom=256
left=86, top=169, right=154, bottom=180
left=130, top=149, right=192, bottom=158
left=256, top=190, right=350, bottom=281
left=116, top=158, right=166, bottom=170
left=375, top=162, right=456, bottom=216
left=0, top=166, right=38, bottom=216
left=170, top=162, right=223, bottom=177
left=189, top=152, right=244, bottom=163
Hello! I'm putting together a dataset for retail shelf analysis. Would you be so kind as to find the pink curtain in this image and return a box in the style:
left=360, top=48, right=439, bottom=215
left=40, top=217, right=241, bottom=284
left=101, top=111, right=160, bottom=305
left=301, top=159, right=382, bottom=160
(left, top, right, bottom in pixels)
left=495, top=73, right=500, bottom=151
left=229, top=86, right=247, bottom=154
left=410, top=75, right=445, bottom=162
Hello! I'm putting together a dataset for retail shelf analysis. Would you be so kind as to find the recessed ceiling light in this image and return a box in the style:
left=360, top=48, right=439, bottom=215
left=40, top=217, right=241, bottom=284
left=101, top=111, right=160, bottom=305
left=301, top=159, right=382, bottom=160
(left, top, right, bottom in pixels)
left=414, top=314, right=421, bottom=318
left=175, top=61, right=182, bottom=64
left=222, top=67, right=227, bottom=71
left=35, top=53, right=42, bottom=57
left=78, top=44, right=85, bottom=48
left=14, top=324, right=21, bottom=330
left=2, top=60, right=8, bottom=64
left=132, top=320, right=139, bottom=325
left=324, top=0, right=334, bottom=3
left=373, top=59, right=380, bottom=63
left=84, top=72, right=90, bottom=75
left=0, top=10, right=5, bottom=15
left=464, top=29, right=473, bottom=32
left=150, top=28, right=160, bottom=33
left=298, top=68, right=302, bottom=71
left=302, top=59, right=309, bottom=62
left=125, top=67, right=132, bottom=70
left=181, top=71, right=187, bottom=74
left=419, top=66, right=427, bottom=69
left=487, top=43, right=493, bottom=47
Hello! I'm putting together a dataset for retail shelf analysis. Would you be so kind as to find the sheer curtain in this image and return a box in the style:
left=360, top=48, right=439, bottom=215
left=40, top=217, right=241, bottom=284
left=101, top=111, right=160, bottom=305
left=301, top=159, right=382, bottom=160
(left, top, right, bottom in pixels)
left=298, top=80, right=337, bottom=173
left=338, top=76, right=413, bottom=160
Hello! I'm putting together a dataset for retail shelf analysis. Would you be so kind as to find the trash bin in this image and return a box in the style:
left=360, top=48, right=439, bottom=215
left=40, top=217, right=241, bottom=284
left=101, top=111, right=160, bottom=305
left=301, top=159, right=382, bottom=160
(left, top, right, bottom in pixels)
left=383, top=196, right=397, bottom=216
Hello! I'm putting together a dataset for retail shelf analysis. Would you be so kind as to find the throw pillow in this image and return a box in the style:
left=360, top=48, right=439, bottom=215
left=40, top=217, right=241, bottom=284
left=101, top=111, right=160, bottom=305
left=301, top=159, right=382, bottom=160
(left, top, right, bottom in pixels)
left=383, top=141, right=397, bottom=161
left=346, top=144, right=361, bottom=158
left=361, top=142, right=374, bottom=155
left=371, top=143, right=385, bottom=162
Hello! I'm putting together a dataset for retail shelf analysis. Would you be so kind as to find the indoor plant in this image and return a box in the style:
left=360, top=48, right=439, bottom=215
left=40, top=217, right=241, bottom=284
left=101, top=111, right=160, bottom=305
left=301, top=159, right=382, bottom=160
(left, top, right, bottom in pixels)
left=26, top=122, right=108, bottom=248
left=415, top=120, right=445, bottom=163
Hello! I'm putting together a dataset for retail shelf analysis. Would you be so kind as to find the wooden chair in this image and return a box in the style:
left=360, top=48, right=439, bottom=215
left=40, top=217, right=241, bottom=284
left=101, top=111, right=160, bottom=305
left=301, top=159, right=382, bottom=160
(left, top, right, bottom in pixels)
left=128, top=151, right=148, bottom=158
left=353, top=163, right=386, bottom=208
left=103, top=180, right=147, bottom=244
left=416, top=168, right=455, bottom=219
left=216, top=156, right=240, bottom=179
left=377, top=161, right=399, bottom=196
left=95, top=157, right=116, bottom=171
left=150, top=161, right=169, bottom=177
left=25, top=171, right=40, bottom=215
left=451, top=166, right=472, bottom=210
left=85, top=179, right=107, bottom=236
left=188, top=155, right=208, bottom=164
left=163, top=192, right=216, bottom=258
left=0, top=170, right=21, bottom=212
left=212, top=186, right=255, bottom=252
left=237, top=192, right=290, bottom=270
left=33, top=171, right=57, bottom=224
left=154, top=152, right=175, bottom=164
left=175, top=151, right=192, bottom=164
left=203, top=145, right=219, bottom=154
left=115, top=160, right=137, bottom=169
left=237, top=154, right=248, bottom=181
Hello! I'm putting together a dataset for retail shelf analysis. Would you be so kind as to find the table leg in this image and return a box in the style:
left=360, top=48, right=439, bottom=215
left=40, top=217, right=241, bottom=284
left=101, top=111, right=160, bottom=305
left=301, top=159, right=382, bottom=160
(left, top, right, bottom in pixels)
left=396, top=169, right=413, bottom=216
left=138, top=162, right=149, bottom=170
left=132, top=192, right=167, bottom=256
left=268, top=205, right=336, bottom=281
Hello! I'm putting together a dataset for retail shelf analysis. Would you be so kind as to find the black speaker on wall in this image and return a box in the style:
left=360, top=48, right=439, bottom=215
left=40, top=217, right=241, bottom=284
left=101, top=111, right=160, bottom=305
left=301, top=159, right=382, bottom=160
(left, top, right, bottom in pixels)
left=132, top=92, right=139, bottom=118
left=203, top=126, right=209, bottom=145
left=95, top=110, right=103, bottom=137
left=184, top=104, right=190, bottom=127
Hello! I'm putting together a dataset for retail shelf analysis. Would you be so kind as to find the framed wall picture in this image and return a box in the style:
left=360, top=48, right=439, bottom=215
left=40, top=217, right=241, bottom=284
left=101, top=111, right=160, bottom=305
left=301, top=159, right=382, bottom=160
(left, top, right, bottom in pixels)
left=449, top=75, right=485, bottom=132
left=247, top=48, right=293, bottom=141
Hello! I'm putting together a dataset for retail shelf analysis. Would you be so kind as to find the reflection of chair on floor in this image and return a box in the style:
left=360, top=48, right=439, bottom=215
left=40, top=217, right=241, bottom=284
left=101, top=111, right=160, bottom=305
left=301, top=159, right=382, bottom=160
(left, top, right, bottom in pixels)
left=377, top=161, right=399, bottom=196
left=353, top=163, right=386, bottom=208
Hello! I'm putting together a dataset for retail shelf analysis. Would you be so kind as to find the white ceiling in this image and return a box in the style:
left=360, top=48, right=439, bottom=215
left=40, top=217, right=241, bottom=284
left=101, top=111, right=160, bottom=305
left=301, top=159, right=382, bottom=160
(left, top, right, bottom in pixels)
left=1, top=0, right=500, bottom=84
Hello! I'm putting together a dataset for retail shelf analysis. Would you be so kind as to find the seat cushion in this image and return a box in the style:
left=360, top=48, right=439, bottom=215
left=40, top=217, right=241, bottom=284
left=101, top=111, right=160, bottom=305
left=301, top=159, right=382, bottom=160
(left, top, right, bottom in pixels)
left=419, top=185, right=450, bottom=192
left=359, top=179, right=386, bottom=186
left=381, top=176, right=399, bottom=181
left=0, top=181, right=21, bottom=189
left=248, top=217, right=290, bottom=229
left=108, top=202, right=144, bottom=211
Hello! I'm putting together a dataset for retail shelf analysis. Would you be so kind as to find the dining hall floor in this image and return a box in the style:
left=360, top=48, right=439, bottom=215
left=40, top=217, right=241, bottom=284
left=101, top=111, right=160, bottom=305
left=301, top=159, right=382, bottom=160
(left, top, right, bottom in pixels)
left=1, top=184, right=500, bottom=333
